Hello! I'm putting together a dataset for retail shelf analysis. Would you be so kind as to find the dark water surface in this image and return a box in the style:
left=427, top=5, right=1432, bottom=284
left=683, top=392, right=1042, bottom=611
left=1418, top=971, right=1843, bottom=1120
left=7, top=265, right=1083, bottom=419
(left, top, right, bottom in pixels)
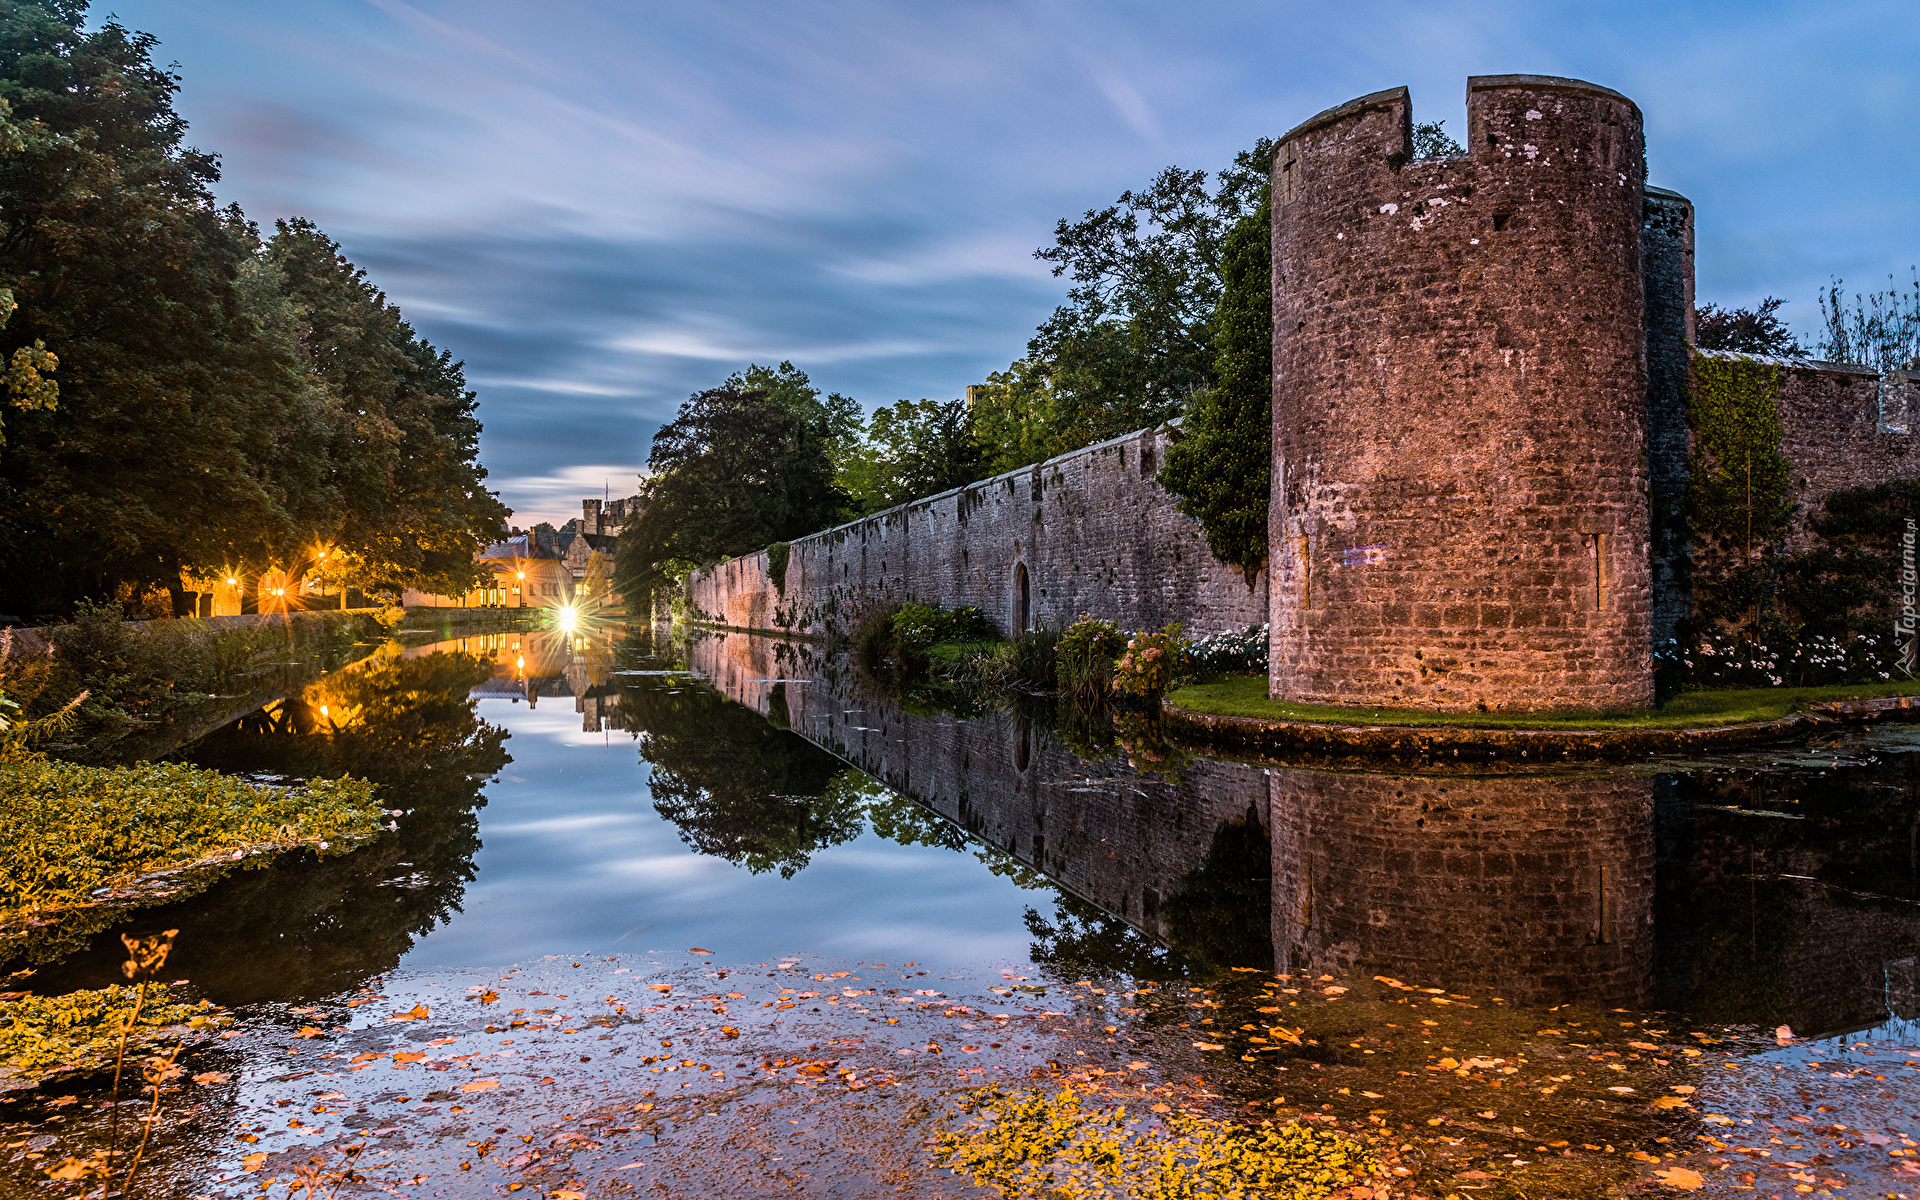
left=7, top=618, right=1920, bottom=1198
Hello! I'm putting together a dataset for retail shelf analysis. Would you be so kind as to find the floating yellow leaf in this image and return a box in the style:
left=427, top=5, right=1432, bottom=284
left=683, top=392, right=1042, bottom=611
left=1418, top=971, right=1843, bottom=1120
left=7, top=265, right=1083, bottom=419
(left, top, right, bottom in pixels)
left=1629, top=1041, right=1661, bottom=1051
left=461, top=1078, right=499, bottom=1093
left=192, top=1071, right=230, bottom=1085
left=1650, top=1096, right=1690, bottom=1110
left=44, top=1158, right=92, bottom=1181
left=1191, top=1042, right=1226, bottom=1051
left=720, top=1026, right=740, bottom=1038
left=295, top=1026, right=324, bottom=1039
left=477, top=991, right=500, bottom=1004
left=392, top=1052, right=427, bottom=1065
left=241, top=1152, right=269, bottom=1171
left=1476, top=1110, right=1497, bottom=1119
left=391, top=1004, right=429, bottom=1021
left=1654, top=1166, right=1705, bottom=1189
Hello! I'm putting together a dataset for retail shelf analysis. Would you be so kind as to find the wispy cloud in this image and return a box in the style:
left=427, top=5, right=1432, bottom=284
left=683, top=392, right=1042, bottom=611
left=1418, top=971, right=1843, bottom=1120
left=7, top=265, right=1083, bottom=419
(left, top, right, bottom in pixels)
left=110, top=0, right=1920, bottom=522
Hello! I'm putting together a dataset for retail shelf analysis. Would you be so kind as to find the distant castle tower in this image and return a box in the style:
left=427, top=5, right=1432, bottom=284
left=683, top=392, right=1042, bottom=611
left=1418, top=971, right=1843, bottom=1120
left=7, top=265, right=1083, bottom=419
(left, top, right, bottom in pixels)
left=1268, top=75, right=1678, bottom=712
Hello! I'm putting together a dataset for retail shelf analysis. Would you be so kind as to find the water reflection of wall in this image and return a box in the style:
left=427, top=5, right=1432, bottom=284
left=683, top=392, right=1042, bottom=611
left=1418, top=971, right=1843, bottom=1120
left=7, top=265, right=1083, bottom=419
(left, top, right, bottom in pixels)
left=684, top=631, right=1264, bottom=944
left=682, top=632, right=1920, bottom=1026
left=1272, top=769, right=1656, bottom=1008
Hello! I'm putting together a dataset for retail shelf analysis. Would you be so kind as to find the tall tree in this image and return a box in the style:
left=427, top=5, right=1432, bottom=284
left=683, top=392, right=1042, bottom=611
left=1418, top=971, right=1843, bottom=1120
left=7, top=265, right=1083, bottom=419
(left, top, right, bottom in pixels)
left=0, top=0, right=301, bottom=613
left=975, top=139, right=1273, bottom=472
left=0, top=2, right=504, bottom=614
left=615, top=383, right=847, bottom=598
left=1696, top=296, right=1805, bottom=358
left=839, top=397, right=982, bottom=513
left=1158, top=195, right=1272, bottom=577
left=264, top=218, right=506, bottom=598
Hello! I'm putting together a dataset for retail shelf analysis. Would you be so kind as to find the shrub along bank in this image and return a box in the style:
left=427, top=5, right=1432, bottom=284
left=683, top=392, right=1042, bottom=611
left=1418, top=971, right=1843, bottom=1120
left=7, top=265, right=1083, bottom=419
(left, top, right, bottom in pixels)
left=0, top=757, right=383, bottom=960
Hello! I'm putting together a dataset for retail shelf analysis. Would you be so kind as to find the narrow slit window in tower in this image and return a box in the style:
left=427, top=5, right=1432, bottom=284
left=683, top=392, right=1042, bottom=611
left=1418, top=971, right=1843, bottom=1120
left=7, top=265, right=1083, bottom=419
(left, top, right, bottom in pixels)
left=1298, top=536, right=1311, bottom=609
left=1300, top=852, right=1314, bottom=929
left=1593, top=532, right=1607, bottom=611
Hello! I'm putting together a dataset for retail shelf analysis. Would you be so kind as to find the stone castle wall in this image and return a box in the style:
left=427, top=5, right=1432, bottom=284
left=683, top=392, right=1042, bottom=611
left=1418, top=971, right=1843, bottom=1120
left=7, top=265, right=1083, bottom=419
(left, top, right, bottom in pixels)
left=1765, top=357, right=1920, bottom=551
left=685, top=423, right=1267, bottom=642
left=1267, top=76, right=1655, bottom=713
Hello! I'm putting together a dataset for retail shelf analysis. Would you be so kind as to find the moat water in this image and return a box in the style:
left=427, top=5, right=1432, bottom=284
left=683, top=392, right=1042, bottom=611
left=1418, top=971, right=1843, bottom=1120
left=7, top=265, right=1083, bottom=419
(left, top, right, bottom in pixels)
left=6, top=618, right=1920, bottom=1198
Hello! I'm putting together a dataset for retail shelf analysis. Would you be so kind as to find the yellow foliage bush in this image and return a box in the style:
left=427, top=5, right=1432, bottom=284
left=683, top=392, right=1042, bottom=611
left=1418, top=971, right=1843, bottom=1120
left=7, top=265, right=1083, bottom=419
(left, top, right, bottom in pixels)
left=934, top=1086, right=1382, bottom=1200
left=0, top=758, right=382, bottom=916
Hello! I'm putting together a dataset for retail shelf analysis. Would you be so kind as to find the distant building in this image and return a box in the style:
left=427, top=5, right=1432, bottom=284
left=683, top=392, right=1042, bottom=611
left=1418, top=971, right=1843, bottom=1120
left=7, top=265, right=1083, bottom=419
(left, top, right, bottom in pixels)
left=403, top=529, right=573, bottom=609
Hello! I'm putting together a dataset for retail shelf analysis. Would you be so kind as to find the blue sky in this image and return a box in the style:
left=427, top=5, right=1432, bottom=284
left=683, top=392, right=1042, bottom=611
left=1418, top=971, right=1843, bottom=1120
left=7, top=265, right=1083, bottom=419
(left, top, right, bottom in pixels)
left=107, top=0, right=1920, bottom=527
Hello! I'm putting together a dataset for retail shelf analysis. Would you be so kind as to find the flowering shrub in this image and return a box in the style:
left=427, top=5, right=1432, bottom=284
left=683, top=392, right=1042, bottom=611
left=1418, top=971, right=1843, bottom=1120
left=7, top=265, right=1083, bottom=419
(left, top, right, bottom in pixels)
left=1188, top=623, right=1268, bottom=675
left=1113, top=624, right=1189, bottom=698
left=1654, top=626, right=1902, bottom=690
left=1057, top=616, right=1127, bottom=700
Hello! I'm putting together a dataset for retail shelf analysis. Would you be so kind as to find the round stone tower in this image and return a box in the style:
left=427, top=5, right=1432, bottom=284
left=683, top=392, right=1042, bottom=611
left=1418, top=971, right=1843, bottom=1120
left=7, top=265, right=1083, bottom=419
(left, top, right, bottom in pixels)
left=1268, top=75, right=1653, bottom=712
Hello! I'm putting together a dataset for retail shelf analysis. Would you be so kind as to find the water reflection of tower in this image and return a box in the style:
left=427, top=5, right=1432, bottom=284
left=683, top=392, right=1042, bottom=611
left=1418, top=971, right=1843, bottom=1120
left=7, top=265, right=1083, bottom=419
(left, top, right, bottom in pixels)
left=1271, top=769, right=1655, bottom=1008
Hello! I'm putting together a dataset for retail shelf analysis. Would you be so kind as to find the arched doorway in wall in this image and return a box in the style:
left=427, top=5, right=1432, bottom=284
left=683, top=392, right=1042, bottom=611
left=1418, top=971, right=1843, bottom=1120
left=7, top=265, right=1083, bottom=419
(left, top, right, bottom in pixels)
left=1013, top=562, right=1030, bottom=633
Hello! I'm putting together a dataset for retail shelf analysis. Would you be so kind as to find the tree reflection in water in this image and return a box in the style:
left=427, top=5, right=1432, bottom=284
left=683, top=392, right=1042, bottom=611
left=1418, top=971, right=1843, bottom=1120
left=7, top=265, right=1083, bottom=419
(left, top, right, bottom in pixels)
left=15, top=648, right=508, bottom=1004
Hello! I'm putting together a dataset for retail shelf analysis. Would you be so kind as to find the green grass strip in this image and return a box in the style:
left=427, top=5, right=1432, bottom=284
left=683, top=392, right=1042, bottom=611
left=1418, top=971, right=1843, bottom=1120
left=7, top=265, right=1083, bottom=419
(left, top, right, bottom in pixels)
left=1168, top=674, right=1920, bottom=731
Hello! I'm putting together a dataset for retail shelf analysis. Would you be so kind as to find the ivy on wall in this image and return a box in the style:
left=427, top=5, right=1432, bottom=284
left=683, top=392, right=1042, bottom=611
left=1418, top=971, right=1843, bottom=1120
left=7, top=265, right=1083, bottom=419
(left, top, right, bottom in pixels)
left=1685, top=352, right=1792, bottom=624
left=1686, top=351, right=1791, bottom=552
left=766, top=541, right=791, bottom=596
left=1158, top=198, right=1271, bottom=580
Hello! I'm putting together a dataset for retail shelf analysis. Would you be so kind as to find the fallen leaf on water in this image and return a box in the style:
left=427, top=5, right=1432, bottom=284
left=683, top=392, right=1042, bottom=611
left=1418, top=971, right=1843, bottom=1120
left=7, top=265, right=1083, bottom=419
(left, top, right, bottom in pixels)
left=461, top=1078, right=499, bottom=1093
left=1256, top=1007, right=1283, bottom=1014
left=44, top=1158, right=92, bottom=1181
left=1128, top=1061, right=1149, bottom=1071
left=1650, top=1096, right=1690, bottom=1110
left=649, top=985, right=672, bottom=993
left=1476, top=1111, right=1497, bottom=1120
left=720, top=1026, right=740, bottom=1037
left=391, top=1004, right=429, bottom=1020
left=477, top=991, right=499, bottom=1004
left=1191, top=1042, right=1226, bottom=1051
left=1670, top=1085, right=1695, bottom=1094
left=633, top=1103, right=654, bottom=1111
left=688, top=948, right=712, bottom=955
left=1631, top=1150, right=1662, bottom=1162
left=1629, top=1041, right=1662, bottom=1051
left=192, top=1071, right=230, bottom=1085
left=1150, top=1103, right=1171, bottom=1113
left=1361, top=1091, right=1384, bottom=1099
left=1775, top=1025, right=1794, bottom=1044
left=1655, top=1167, right=1705, bottom=1189
left=295, top=1026, right=324, bottom=1039
left=241, top=1153, right=269, bottom=1172
left=393, top=1052, right=427, bottom=1065
left=1608, top=1086, right=1636, bottom=1093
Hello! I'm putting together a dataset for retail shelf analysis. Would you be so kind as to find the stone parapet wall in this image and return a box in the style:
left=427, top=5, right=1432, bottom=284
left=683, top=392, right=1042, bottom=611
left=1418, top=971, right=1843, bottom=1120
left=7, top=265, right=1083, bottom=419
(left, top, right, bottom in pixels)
left=1752, top=354, right=1920, bottom=551
left=685, top=423, right=1266, bottom=641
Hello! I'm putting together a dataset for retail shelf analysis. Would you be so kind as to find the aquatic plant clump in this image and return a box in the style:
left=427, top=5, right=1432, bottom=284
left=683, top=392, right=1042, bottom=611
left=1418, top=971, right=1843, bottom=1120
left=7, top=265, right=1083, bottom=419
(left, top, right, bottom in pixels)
left=0, top=983, right=227, bottom=1075
left=0, top=758, right=383, bottom=917
left=934, top=1085, right=1383, bottom=1200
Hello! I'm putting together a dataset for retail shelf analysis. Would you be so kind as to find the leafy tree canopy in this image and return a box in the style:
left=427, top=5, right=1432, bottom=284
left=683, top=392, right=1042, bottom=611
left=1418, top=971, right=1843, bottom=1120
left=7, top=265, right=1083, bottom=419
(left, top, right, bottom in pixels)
left=615, top=378, right=847, bottom=598
left=1696, top=296, right=1805, bottom=358
left=973, top=138, right=1273, bottom=472
left=0, top=0, right=503, bottom=616
left=840, top=397, right=982, bottom=513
